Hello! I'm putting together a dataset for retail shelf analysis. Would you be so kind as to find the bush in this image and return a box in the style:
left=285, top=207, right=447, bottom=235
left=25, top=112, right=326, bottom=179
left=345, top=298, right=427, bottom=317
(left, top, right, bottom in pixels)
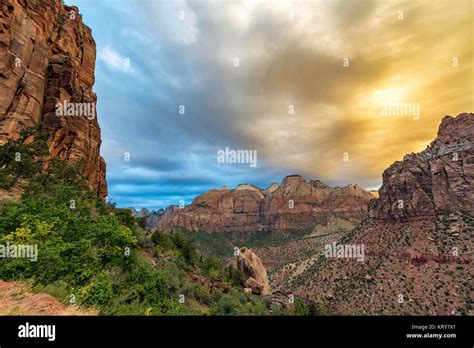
left=114, top=208, right=136, bottom=230
left=224, top=264, right=244, bottom=287
left=151, top=230, right=175, bottom=251
left=210, top=289, right=269, bottom=316
left=170, top=232, right=198, bottom=266
left=41, top=280, right=70, bottom=304
left=200, top=256, right=223, bottom=279
left=0, top=125, right=49, bottom=190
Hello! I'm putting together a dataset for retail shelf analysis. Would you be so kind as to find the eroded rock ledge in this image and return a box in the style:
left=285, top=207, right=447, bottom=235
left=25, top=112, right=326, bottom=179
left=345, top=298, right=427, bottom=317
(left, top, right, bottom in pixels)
left=0, top=0, right=107, bottom=197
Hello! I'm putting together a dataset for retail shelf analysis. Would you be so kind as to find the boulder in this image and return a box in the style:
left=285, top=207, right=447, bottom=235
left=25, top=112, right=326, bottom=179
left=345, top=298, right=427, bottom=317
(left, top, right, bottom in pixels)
left=236, top=248, right=271, bottom=295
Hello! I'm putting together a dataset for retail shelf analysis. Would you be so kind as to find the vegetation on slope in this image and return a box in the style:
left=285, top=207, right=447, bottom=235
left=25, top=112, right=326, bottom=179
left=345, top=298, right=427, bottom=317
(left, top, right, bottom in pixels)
left=0, top=125, right=315, bottom=315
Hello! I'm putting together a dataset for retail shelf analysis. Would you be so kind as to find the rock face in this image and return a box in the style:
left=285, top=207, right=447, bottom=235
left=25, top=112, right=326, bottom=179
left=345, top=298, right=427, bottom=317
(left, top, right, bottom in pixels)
left=236, top=248, right=271, bottom=295
left=156, top=175, right=374, bottom=233
left=370, top=113, right=473, bottom=220
left=0, top=0, right=107, bottom=197
left=286, top=113, right=474, bottom=315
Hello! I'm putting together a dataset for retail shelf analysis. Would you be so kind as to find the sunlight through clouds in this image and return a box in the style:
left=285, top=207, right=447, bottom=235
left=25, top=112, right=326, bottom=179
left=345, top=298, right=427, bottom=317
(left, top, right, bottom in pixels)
left=73, top=0, right=472, bottom=209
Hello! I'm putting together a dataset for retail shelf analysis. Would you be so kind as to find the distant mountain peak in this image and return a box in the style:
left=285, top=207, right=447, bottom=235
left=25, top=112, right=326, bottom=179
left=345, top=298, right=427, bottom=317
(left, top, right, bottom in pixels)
left=156, top=175, right=374, bottom=233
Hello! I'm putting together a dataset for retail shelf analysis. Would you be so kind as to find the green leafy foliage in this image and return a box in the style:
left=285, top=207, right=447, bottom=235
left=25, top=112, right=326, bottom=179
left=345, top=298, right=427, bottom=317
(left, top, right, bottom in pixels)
left=224, top=263, right=244, bottom=287
left=0, top=125, right=49, bottom=190
left=0, top=128, right=316, bottom=315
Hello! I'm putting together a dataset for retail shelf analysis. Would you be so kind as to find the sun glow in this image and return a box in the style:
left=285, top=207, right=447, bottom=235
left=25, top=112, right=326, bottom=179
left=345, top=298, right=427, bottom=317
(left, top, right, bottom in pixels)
left=371, top=87, right=406, bottom=106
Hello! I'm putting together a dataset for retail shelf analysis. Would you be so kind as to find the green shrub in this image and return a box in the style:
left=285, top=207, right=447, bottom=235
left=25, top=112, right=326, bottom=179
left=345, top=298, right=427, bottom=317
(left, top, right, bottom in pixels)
left=224, top=264, right=244, bottom=287
left=200, top=256, right=223, bottom=279
left=42, top=280, right=70, bottom=303
left=170, top=232, right=198, bottom=266
left=151, top=230, right=175, bottom=251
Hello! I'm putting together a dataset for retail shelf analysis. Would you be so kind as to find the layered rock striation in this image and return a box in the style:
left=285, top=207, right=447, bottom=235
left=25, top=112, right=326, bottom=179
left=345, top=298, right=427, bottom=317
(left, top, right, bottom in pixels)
left=289, top=113, right=474, bottom=315
left=0, top=0, right=107, bottom=196
left=370, top=113, right=473, bottom=220
left=157, top=175, right=375, bottom=233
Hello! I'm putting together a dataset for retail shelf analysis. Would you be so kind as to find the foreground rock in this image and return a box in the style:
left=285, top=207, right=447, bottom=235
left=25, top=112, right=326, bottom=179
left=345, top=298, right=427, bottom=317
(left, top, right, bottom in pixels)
left=0, top=0, right=107, bottom=197
left=236, top=248, right=271, bottom=295
left=0, top=280, right=97, bottom=315
left=157, top=176, right=375, bottom=233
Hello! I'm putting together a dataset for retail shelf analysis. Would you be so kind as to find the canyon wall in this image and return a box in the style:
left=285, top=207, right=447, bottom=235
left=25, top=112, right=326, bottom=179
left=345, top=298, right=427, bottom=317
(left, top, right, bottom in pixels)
left=369, top=113, right=473, bottom=220
left=0, top=0, right=107, bottom=196
left=157, top=175, right=375, bottom=233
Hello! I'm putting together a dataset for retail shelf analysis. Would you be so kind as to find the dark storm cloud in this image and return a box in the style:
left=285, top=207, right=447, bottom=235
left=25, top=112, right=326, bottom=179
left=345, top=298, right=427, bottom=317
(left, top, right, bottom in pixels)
left=72, top=0, right=472, bottom=208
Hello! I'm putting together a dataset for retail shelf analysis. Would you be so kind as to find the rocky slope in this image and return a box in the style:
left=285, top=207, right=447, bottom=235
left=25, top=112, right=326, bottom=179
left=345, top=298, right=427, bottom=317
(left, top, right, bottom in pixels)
left=370, top=113, right=473, bottom=220
left=157, top=175, right=375, bottom=233
left=0, top=0, right=107, bottom=197
left=0, top=280, right=97, bottom=315
left=286, top=113, right=473, bottom=315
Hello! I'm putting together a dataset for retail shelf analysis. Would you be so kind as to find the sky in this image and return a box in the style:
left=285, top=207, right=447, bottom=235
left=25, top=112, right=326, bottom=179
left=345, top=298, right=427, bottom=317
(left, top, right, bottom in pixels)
left=71, top=0, right=473, bottom=210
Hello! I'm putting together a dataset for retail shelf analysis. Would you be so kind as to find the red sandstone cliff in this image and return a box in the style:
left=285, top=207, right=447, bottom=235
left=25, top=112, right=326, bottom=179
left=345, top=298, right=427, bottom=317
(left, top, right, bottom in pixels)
left=288, top=113, right=474, bottom=315
left=0, top=0, right=107, bottom=197
left=156, top=175, right=375, bottom=233
left=369, top=113, right=473, bottom=220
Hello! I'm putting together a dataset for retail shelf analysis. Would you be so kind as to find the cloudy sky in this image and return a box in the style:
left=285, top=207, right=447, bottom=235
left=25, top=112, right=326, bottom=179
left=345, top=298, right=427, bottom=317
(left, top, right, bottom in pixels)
left=72, top=0, right=472, bottom=209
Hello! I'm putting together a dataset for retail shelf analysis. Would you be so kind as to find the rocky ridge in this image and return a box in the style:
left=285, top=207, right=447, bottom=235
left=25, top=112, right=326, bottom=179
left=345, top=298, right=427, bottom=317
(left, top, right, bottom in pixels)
left=0, top=0, right=107, bottom=197
left=286, top=113, right=474, bottom=315
left=370, top=113, right=473, bottom=220
left=157, top=175, right=375, bottom=233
